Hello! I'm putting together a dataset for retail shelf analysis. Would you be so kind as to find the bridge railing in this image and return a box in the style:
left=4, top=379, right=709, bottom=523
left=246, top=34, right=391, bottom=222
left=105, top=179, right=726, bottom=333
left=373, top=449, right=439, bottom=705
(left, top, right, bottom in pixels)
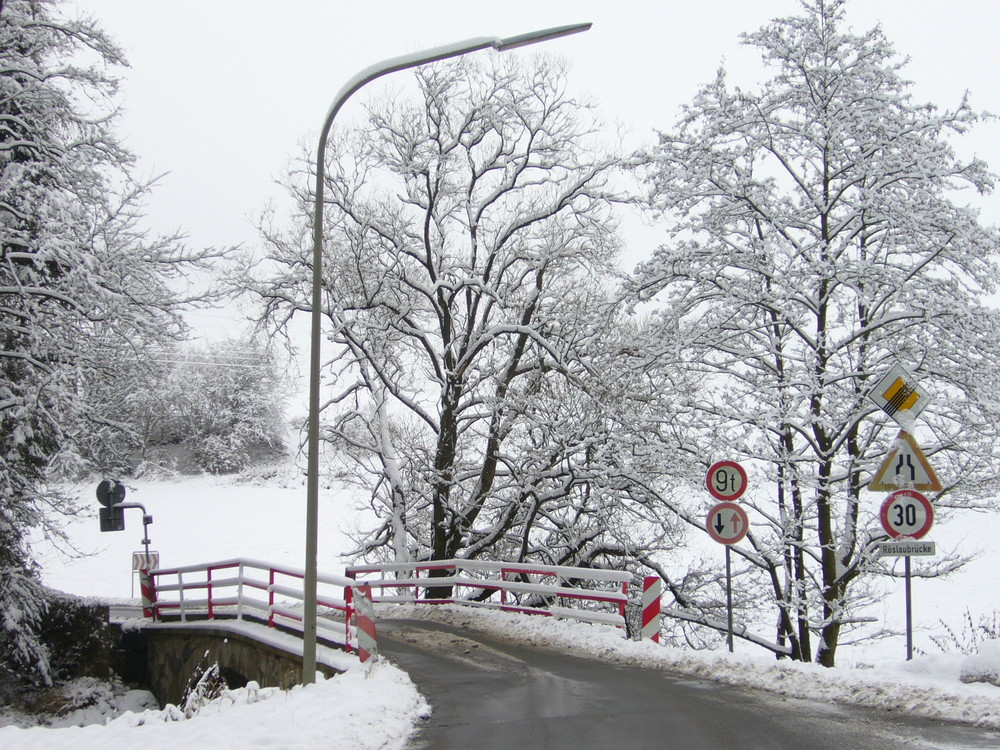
left=345, top=558, right=631, bottom=629
left=148, top=557, right=360, bottom=652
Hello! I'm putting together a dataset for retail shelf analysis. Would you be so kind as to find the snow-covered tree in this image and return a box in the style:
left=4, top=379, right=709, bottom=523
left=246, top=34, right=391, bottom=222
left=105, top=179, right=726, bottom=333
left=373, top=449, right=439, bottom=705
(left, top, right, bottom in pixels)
left=125, top=337, right=289, bottom=474
left=240, top=56, right=680, bottom=579
left=0, top=0, right=216, bottom=683
left=634, top=0, right=1000, bottom=665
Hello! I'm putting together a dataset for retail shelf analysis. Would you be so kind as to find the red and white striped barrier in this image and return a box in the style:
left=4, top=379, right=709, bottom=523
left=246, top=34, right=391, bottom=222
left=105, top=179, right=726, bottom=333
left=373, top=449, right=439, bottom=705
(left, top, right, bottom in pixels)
left=641, top=576, right=661, bottom=643
left=351, top=584, right=378, bottom=663
left=139, top=568, right=157, bottom=619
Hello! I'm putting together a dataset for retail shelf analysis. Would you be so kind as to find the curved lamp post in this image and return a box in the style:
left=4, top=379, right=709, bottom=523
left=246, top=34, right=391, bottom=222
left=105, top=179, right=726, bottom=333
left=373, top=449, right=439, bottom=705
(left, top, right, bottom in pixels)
left=303, top=22, right=592, bottom=682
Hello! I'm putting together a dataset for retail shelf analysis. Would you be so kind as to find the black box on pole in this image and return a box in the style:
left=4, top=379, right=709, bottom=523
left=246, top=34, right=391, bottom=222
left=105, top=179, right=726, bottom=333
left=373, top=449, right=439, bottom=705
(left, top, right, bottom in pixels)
left=100, top=505, right=125, bottom=532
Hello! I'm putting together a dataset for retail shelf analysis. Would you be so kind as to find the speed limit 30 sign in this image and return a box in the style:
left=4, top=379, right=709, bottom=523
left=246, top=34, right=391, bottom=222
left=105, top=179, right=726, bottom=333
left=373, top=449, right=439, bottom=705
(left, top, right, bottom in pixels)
left=880, top=489, right=934, bottom=539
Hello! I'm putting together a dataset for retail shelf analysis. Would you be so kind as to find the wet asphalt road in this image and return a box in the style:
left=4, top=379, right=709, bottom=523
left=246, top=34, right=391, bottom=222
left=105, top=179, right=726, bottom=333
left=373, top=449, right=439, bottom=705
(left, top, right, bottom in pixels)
left=378, top=619, right=1000, bottom=750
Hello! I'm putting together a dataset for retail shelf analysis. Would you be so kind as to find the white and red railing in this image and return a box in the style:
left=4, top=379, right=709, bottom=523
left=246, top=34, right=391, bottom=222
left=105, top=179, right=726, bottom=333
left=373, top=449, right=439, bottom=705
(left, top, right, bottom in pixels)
left=346, top=558, right=632, bottom=629
left=141, top=557, right=635, bottom=660
left=146, top=558, right=366, bottom=655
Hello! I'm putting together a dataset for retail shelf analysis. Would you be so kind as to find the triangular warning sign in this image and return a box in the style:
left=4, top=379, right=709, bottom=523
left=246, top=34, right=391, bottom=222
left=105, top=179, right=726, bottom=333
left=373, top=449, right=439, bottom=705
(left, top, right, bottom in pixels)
left=869, top=430, right=942, bottom=492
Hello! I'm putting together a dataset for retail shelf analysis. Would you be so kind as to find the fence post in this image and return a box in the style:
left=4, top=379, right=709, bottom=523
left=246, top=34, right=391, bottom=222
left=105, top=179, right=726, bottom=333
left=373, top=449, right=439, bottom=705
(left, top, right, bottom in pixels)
left=268, top=568, right=276, bottom=628
left=641, top=576, right=661, bottom=643
left=345, top=584, right=354, bottom=654
left=207, top=566, right=215, bottom=620
left=139, top=568, right=157, bottom=619
left=500, top=568, right=510, bottom=609
left=237, top=561, right=245, bottom=621
left=178, top=571, right=187, bottom=622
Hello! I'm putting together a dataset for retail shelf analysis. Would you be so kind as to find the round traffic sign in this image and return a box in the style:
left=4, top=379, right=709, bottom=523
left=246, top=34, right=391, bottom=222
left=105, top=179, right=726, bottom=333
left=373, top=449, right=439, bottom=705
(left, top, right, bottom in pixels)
left=96, top=479, right=126, bottom=508
left=706, top=461, right=747, bottom=501
left=880, top=489, right=933, bottom=539
left=706, top=502, right=750, bottom=545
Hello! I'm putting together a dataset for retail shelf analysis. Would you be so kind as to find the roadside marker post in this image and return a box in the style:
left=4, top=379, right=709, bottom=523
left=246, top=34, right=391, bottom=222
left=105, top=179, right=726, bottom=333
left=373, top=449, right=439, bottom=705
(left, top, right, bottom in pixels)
left=352, top=584, right=378, bottom=663
left=641, top=576, right=662, bottom=643
left=139, top=568, right=157, bottom=619
left=131, top=551, right=160, bottom=599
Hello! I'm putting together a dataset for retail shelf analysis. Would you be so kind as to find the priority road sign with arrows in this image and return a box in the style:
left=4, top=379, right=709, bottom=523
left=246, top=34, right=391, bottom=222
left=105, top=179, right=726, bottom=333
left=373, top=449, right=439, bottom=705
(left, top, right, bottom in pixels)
left=706, top=502, right=750, bottom=545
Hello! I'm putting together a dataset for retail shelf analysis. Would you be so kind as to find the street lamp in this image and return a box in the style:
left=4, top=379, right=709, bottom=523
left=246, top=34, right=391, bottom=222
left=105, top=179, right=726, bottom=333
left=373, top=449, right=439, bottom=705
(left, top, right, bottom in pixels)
left=302, top=22, right=592, bottom=682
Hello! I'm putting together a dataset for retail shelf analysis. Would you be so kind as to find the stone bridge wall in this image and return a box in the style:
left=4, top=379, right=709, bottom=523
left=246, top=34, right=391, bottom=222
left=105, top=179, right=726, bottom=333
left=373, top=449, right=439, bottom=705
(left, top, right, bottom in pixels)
left=142, top=623, right=340, bottom=706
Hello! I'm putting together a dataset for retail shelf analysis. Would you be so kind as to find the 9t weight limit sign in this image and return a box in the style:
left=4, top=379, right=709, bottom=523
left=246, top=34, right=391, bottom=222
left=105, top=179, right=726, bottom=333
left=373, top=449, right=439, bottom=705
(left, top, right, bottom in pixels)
left=706, top=460, right=747, bottom=501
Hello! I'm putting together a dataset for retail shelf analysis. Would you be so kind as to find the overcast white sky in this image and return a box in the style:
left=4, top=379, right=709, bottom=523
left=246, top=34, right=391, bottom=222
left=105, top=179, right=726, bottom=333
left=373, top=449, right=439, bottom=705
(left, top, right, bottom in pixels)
left=71, top=0, right=1000, bottom=340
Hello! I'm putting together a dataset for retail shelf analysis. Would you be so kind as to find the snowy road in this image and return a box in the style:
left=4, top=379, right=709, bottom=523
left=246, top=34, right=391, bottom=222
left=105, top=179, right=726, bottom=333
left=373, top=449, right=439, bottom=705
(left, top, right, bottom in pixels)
left=379, top=619, right=1000, bottom=750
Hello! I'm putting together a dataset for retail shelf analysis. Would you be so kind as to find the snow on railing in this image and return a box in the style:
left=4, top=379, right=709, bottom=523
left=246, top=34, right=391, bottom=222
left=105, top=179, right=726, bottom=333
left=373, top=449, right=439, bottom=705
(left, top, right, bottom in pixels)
left=147, top=558, right=362, bottom=653
left=345, top=558, right=631, bottom=630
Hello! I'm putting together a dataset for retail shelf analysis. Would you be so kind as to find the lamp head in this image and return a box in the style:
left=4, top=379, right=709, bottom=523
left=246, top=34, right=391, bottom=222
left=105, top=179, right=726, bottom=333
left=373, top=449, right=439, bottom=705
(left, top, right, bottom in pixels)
left=495, top=23, right=592, bottom=52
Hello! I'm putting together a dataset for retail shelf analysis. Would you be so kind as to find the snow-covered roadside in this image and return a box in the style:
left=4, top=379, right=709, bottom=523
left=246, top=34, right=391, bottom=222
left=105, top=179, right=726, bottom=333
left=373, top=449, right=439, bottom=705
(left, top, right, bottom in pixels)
left=18, top=470, right=1000, bottom=742
left=7, top=600, right=999, bottom=748
left=0, top=660, right=429, bottom=750
left=381, top=603, right=1000, bottom=730
left=0, top=677, right=159, bottom=729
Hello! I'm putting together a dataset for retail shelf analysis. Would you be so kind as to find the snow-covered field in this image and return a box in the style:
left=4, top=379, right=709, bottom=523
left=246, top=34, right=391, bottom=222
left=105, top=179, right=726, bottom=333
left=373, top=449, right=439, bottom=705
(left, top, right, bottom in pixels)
left=4, top=465, right=1000, bottom=747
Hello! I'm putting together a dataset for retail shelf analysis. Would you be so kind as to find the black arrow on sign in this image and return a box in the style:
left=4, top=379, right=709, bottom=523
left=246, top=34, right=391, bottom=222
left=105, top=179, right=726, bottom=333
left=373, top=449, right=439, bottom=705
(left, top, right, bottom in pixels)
left=715, top=513, right=726, bottom=534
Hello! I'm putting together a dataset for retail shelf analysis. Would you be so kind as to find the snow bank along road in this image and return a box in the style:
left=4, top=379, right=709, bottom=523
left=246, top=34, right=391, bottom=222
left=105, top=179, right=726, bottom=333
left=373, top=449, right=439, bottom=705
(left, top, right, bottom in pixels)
left=379, top=619, right=1000, bottom=750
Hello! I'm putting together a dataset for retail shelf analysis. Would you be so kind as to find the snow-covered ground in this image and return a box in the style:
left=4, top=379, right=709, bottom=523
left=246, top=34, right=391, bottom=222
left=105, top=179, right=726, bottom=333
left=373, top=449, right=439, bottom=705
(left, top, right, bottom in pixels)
left=4, top=465, right=1000, bottom=747
left=0, top=662, right=429, bottom=750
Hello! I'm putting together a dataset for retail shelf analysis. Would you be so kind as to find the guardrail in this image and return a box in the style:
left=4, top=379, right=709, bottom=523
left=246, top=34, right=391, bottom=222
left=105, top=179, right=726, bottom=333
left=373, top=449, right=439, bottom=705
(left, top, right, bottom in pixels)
left=346, top=558, right=631, bottom=629
left=148, top=558, right=361, bottom=653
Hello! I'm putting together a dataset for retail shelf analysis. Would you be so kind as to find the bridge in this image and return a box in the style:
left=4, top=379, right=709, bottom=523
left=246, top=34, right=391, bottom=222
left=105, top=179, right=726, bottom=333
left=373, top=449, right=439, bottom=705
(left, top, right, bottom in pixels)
left=127, top=557, right=634, bottom=706
left=104, top=560, right=1000, bottom=749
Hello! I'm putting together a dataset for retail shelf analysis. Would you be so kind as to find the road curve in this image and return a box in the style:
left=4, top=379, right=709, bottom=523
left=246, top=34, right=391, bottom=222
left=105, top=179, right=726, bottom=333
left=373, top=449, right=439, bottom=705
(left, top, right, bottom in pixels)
left=378, top=619, right=1000, bottom=750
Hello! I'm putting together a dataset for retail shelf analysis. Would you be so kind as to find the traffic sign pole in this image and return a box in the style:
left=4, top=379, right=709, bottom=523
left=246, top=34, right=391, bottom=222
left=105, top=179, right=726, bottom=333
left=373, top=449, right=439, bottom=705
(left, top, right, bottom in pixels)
left=706, top=501, right=749, bottom=652
left=879, top=489, right=934, bottom=661
left=704, top=463, right=748, bottom=653
left=725, top=547, right=734, bottom=653
left=905, top=557, right=913, bottom=661
left=866, top=366, right=935, bottom=662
